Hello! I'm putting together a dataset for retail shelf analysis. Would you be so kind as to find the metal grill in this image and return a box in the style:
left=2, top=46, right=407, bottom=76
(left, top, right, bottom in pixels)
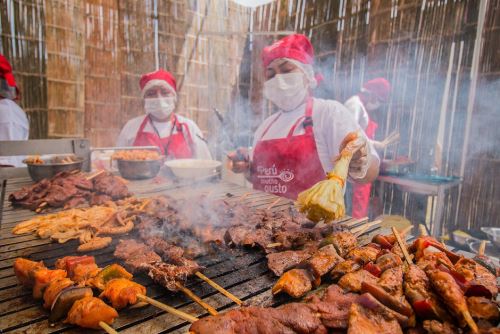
left=0, top=177, right=404, bottom=333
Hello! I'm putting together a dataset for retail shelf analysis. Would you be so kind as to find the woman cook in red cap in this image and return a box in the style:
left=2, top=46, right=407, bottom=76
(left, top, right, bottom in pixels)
left=344, top=78, right=399, bottom=218
left=0, top=54, right=29, bottom=167
left=228, top=34, right=380, bottom=200
left=116, top=69, right=212, bottom=159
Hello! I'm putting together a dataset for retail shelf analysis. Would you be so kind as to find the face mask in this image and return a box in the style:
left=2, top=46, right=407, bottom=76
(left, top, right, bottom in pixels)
left=365, top=101, right=381, bottom=111
left=263, top=72, right=307, bottom=111
left=144, top=97, right=175, bottom=119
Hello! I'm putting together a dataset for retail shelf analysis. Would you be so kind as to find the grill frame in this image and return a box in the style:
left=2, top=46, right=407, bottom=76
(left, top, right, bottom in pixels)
left=0, top=176, right=467, bottom=333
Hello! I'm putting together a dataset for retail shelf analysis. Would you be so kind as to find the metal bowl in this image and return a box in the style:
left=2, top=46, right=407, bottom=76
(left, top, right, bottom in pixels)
left=481, top=227, right=500, bottom=249
left=24, top=155, right=85, bottom=182
left=116, top=159, right=162, bottom=180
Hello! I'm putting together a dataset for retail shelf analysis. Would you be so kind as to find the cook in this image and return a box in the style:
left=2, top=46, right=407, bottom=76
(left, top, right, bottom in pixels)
left=116, top=69, right=212, bottom=159
left=0, top=54, right=29, bottom=167
left=344, top=78, right=398, bottom=218
left=228, top=34, right=379, bottom=200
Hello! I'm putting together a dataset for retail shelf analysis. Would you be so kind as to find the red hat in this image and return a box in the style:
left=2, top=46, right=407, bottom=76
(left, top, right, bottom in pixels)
left=261, top=34, right=315, bottom=68
left=362, top=78, right=391, bottom=102
left=0, top=54, right=17, bottom=88
left=139, top=69, right=177, bottom=97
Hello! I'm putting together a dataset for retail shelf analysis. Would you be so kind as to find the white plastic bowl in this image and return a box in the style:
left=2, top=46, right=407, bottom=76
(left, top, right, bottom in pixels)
left=165, top=159, right=221, bottom=179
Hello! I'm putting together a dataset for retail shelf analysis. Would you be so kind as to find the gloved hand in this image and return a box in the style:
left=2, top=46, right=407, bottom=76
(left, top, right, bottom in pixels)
left=226, top=147, right=250, bottom=174
left=338, top=132, right=370, bottom=179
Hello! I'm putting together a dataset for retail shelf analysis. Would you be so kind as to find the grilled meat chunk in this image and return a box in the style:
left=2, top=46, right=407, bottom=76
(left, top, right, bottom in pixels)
left=267, top=249, right=314, bottom=276
left=467, top=296, right=500, bottom=326
left=403, top=264, right=451, bottom=321
left=65, top=296, right=118, bottom=329
left=338, top=269, right=378, bottom=293
left=272, top=268, right=316, bottom=298
left=114, top=239, right=162, bottom=272
left=427, top=269, right=478, bottom=333
left=100, top=278, right=146, bottom=309
left=455, top=258, right=498, bottom=298
left=347, top=302, right=403, bottom=334
left=346, top=246, right=380, bottom=263
left=331, top=259, right=362, bottom=281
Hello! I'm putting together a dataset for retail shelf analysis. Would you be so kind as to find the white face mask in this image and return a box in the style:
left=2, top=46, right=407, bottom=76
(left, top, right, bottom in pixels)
left=263, top=72, right=307, bottom=111
left=144, top=97, right=175, bottom=120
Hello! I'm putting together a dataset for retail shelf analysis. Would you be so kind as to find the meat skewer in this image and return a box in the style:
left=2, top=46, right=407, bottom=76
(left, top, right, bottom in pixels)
left=194, top=271, right=242, bottom=306
left=114, top=240, right=219, bottom=315
left=391, top=227, right=413, bottom=265
left=99, top=321, right=119, bottom=334
left=272, top=222, right=380, bottom=298
left=14, top=257, right=199, bottom=329
left=266, top=197, right=282, bottom=210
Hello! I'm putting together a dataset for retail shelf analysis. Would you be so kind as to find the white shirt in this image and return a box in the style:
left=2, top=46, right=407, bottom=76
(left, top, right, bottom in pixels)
left=116, top=114, right=212, bottom=159
left=344, top=95, right=369, bottom=130
left=0, top=99, right=29, bottom=167
left=251, top=98, right=379, bottom=179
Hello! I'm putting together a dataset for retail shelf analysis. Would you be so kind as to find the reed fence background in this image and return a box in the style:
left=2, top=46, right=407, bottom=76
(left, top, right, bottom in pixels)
left=1, top=0, right=498, bottom=230
left=247, top=0, right=500, bottom=231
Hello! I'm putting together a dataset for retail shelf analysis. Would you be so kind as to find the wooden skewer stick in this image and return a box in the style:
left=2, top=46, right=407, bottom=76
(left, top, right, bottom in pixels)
left=175, top=282, right=218, bottom=316
left=478, top=240, right=486, bottom=257
left=341, top=216, right=369, bottom=229
left=195, top=272, right=243, bottom=306
left=266, top=242, right=282, bottom=248
left=266, top=198, right=282, bottom=210
left=86, top=169, right=105, bottom=181
left=239, top=192, right=251, bottom=200
left=99, top=321, right=119, bottom=334
left=352, top=220, right=382, bottom=237
left=418, top=224, right=428, bottom=236
left=35, top=201, right=48, bottom=213
left=392, top=227, right=413, bottom=266
left=136, top=294, right=199, bottom=323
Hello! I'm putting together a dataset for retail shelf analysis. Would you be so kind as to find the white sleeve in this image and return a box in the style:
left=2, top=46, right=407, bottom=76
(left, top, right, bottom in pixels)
left=188, top=122, right=212, bottom=160
left=116, top=121, right=135, bottom=147
left=0, top=121, right=29, bottom=167
left=344, top=97, right=369, bottom=130
left=314, top=100, right=379, bottom=178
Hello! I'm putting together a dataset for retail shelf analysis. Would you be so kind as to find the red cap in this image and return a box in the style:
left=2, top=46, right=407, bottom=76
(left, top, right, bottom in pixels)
left=0, top=54, right=17, bottom=88
left=139, top=69, right=177, bottom=96
left=261, top=34, right=315, bottom=68
left=362, top=78, right=391, bottom=102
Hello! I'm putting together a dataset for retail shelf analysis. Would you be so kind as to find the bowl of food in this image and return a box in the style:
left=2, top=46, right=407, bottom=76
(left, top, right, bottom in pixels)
left=164, top=159, right=221, bottom=179
left=24, top=154, right=85, bottom=181
left=112, top=150, right=163, bottom=180
left=481, top=227, right=500, bottom=249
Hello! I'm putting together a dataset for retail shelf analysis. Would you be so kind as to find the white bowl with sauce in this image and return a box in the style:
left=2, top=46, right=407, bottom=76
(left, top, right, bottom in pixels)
left=164, top=159, right=221, bottom=179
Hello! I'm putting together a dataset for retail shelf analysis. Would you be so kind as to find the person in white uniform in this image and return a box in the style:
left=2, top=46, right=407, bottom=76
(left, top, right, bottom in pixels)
left=227, top=34, right=379, bottom=200
left=116, top=68, right=211, bottom=160
left=0, top=54, right=29, bottom=167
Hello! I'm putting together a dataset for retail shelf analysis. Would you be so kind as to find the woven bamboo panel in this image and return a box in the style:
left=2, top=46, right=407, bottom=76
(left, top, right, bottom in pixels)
left=0, top=0, right=48, bottom=139
left=45, top=0, right=85, bottom=138
left=250, top=0, right=500, bottom=229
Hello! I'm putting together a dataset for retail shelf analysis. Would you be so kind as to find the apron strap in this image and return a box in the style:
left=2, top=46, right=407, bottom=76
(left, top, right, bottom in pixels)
left=286, top=97, right=314, bottom=138
left=259, top=112, right=282, bottom=140
left=136, top=115, right=150, bottom=135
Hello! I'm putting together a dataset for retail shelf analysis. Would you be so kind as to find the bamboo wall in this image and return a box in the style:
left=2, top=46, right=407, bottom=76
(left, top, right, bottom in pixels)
left=250, top=0, right=500, bottom=231
left=0, top=0, right=47, bottom=139
left=1, top=0, right=250, bottom=147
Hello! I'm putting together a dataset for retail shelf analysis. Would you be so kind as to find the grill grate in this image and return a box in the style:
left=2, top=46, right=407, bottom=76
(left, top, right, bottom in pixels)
left=0, top=177, right=387, bottom=333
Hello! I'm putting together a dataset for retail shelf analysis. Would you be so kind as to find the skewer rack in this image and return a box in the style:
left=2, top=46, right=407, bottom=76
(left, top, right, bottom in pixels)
left=0, top=176, right=476, bottom=333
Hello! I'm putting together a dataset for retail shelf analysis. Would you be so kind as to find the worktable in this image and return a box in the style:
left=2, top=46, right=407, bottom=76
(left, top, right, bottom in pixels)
left=377, top=174, right=461, bottom=237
